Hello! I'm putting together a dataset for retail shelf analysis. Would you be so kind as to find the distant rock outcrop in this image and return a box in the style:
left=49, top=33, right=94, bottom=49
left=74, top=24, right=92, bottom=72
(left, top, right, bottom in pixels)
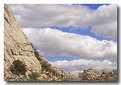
left=78, top=69, right=117, bottom=81
left=81, top=69, right=100, bottom=80
left=4, top=4, right=69, bottom=81
left=99, top=69, right=117, bottom=81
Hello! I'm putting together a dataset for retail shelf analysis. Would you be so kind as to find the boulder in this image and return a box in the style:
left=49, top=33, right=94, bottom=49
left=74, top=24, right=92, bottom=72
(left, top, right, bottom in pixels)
left=81, top=69, right=100, bottom=80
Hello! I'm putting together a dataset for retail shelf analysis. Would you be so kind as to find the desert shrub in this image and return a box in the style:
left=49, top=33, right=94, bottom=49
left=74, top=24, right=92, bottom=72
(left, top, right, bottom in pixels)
left=100, top=70, right=118, bottom=81
left=28, top=72, right=40, bottom=80
left=33, top=46, right=44, bottom=62
left=61, top=77, right=69, bottom=81
left=107, top=75, right=117, bottom=81
left=31, top=43, right=40, bottom=59
left=61, top=76, right=72, bottom=81
left=33, top=49, right=51, bottom=71
left=107, top=70, right=117, bottom=81
left=34, top=50, right=40, bottom=58
left=42, top=62, right=51, bottom=71
left=10, top=60, right=27, bottom=75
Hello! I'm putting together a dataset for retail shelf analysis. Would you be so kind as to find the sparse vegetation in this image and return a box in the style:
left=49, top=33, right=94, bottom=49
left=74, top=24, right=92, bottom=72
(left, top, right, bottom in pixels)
left=101, top=70, right=118, bottom=81
left=61, top=76, right=73, bottom=81
left=28, top=72, right=40, bottom=80
left=33, top=47, right=52, bottom=71
left=10, top=60, right=27, bottom=75
left=107, top=74, right=117, bottom=81
left=61, top=77, right=70, bottom=81
left=34, top=50, right=40, bottom=59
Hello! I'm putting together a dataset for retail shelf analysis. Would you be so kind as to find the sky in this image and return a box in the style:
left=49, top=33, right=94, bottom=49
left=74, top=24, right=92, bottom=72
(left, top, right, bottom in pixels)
left=10, top=4, right=117, bottom=73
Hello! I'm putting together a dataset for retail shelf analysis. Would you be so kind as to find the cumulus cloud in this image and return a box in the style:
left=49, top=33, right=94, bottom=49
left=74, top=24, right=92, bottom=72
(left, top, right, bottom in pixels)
left=22, top=27, right=117, bottom=59
left=91, top=22, right=117, bottom=39
left=10, top=4, right=117, bottom=39
left=10, top=4, right=92, bottom=27
left=90, top=5, right=117, bottom=39
left=51, top=59, right=117, bottom=72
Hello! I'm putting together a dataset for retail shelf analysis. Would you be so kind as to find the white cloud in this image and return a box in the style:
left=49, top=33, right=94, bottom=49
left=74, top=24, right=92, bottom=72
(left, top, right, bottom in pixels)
left=89, top=5, right=117, bottom=39
left=51, top=59, right=117, bottom=71
left=10, top=4, right=117, bottom=39
left=10, top=4, right=91, bottom=27
left=91, top=22, right=117, bottom=39
left=22, top=27, right=117, bottom=59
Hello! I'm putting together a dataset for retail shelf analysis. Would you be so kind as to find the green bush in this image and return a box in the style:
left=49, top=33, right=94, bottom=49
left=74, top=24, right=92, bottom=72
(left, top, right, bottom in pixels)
left=10, top=60, right=27, bottom=75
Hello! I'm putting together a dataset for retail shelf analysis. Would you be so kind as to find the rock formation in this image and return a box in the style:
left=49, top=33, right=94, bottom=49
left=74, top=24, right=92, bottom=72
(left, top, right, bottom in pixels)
left=4, top=4, right=118, bottom=82
left=78, top=69, right=117, bottom=81
left=99, top=69, right=118, bottom=81
left=4, top=4, right=69, bottom=81
left=81, top=69, right=100, bottom=81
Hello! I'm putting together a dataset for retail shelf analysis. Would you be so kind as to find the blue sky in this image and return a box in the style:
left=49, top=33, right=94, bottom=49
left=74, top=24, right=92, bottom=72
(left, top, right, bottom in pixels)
left=11, top=4, right=117, bottom=72
left=81, top=4, right=109, bottom=10
left=45, top=55, right=80, bottom=61
left=49, top=26, right=115, bottom=41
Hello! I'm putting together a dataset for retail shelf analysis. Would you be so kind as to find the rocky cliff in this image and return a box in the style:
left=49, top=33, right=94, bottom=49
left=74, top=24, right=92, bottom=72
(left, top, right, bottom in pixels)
left=4, top=4, right=117, bottom=82
left=4, top=4, right=69, bottom=81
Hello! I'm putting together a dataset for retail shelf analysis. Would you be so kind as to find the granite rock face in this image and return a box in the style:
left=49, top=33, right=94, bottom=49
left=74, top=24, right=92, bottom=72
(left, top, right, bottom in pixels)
left=4, top=4, right=70, bottom=81
left=81, top=69, right=100, bottom=80
left=4, top=4, right=42, bottom=81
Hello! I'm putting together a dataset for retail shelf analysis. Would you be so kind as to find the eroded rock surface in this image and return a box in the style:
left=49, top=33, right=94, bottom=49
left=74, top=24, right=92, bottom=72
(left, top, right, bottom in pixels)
left=4, top=4, right=70, bottom=81
left=78, top=69, right=117, bottom=81
left=4, top=4, right=42, bottom=81
left=81, top=69, right=100, bottom=80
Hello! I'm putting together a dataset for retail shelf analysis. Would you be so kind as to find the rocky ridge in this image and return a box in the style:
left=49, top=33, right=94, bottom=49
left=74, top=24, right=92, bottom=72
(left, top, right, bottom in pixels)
left=4, top=4, right=71, bottom=81
left=4, top=4, right=118, bottom=82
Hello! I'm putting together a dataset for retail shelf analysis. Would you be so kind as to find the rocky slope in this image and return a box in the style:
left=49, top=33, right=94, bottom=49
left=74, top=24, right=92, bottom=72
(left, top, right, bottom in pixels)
left=4, top=4, right=117, bottom=82
left=4, top=4, right=71, bottom=81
